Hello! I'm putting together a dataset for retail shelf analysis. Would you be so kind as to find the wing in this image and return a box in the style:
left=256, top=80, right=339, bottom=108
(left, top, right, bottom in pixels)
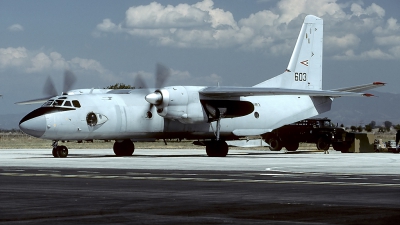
left=199, top=82, right=385, bottom=98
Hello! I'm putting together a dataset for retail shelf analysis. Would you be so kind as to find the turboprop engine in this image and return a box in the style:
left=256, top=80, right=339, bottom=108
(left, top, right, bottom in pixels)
left=145, top=86, right=209, bottom=124
left=145, top=86, right=256, bottom=124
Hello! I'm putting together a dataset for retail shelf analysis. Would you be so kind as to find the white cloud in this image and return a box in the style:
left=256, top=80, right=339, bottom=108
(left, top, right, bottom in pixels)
left=8, top=24, right=24, bottom=32
left=375, top=35, right=400, bottom=46
left=373, top=18, right=400, bottom=36
left=351, top=3, right=385, bottom=18
left=277, top=0, right=346, bottom=24
left=96, top=19, right=121, bottom=32
left=0, top=47, right=116, bottom=82
left=125, top=2, right=210, bottom=28
left=94, top=0, right=400, bottom=60
left=126, top=67, right=221, bottom=87
left=389, top=46, right=400, bottom=58
left=333, top=48, right=393, bottom=60
left=27, top=53, right=52, bottom=73
left=325, top=34, right=361, bottom=49
left=0, top=47, right=28, bottom=68
left=359, top=49, right=393, bottom=59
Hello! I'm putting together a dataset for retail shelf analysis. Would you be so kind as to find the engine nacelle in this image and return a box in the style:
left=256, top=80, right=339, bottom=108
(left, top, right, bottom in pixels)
left=155, top=86, right=208, bottom=124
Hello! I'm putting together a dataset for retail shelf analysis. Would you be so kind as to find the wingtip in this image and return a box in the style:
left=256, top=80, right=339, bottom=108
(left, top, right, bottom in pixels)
left=373, top=82, right=386, bottom=86
left=363, top=93, right=375, bottom=97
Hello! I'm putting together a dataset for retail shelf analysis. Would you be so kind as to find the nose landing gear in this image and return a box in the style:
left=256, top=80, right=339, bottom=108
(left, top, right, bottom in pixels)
left=113, top=139, right=135, bottom=156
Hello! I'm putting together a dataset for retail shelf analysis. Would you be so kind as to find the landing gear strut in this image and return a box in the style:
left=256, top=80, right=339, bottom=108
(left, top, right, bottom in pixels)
left=113, top=139, right=135, bottom=156
left=52, top=141, right=69, bottom=158
left=206, top=117, right=229, bottom=157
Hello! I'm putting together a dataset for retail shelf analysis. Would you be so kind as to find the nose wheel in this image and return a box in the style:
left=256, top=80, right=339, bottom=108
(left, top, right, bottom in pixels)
left=113, top=139, right=135, bottom=156
left=51, top=141, right=68, bottom=158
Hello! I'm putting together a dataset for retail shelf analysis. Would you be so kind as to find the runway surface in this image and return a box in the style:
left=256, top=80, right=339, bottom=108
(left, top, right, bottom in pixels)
left=1, top=148, right=400, bottom=224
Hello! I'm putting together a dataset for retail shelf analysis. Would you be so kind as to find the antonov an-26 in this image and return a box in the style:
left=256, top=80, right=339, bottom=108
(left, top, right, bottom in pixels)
left=18, top=15, right=384, bottom=157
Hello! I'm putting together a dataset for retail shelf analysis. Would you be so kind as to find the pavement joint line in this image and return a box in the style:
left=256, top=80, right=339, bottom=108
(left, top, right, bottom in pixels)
left=1, top=172, right=400, bottom=187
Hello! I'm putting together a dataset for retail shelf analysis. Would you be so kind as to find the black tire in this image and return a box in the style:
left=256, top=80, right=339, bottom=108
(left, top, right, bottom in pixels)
left=56, top=146, right=68, bottom=158
left=317, top=137, right=330, bottom=151
left=206, top=141, right=228, bottom=157
left=52, top=148, right=59, bottom=157
left=268, top=137, right=282, bottom=151
left=285, top=142, right=299, bottom=151
left=113, top=140, right=135, bottom=156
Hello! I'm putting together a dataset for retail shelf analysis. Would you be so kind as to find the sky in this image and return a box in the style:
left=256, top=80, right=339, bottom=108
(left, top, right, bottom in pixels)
left=1, top=0, right=400, bottom=120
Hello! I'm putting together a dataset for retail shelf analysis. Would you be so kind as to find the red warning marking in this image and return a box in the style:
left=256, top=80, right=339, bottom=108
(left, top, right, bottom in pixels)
left=373, top=82, right=385, bottom=85
left=300, top=60, right=308, bottom=66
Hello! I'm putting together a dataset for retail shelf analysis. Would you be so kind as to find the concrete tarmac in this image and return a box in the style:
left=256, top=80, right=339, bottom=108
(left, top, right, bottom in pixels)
left=1, top=149, right=400, bottom=224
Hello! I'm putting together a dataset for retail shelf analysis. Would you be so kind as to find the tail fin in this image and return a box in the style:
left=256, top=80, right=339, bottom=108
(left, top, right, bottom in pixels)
left=254, top=15, right=323, bottom=90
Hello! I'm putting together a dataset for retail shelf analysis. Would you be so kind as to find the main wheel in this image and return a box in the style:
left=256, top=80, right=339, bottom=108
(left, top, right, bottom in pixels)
left=113, top=139, right=135, bottom=156
left=206, top=141, right=228, bottom=157
left=268, top=137, right=282, bottom=151
left=54, top=145, right=68, bottom=158
left=317, top=137, right=330, bottom=151
left=52, top=148, right=58, bottom=157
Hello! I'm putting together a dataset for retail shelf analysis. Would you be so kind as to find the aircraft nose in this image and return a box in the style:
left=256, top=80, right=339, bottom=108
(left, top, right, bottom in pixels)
left=19, top=115, right=46, bottom=138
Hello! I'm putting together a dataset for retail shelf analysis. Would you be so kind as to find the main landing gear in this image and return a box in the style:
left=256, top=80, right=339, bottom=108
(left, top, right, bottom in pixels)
left=113, top=139, right=135, bottom=156
left=206, top=140, right=229, bottom=157
left=52, top=141, right=68, bottom=158
left=205, top=117, right=229, bottom=157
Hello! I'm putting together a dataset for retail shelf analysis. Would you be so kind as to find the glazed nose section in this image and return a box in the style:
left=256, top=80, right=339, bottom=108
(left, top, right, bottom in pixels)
left=19, top=115, right=46, bottom=138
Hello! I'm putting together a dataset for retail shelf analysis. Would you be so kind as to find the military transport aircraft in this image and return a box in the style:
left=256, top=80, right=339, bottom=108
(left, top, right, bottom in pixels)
left=17, top=15, right=384, bottom=158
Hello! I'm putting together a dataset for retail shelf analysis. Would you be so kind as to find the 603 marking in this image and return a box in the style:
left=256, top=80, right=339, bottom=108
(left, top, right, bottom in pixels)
left=295, top=72, right=307, bottom=81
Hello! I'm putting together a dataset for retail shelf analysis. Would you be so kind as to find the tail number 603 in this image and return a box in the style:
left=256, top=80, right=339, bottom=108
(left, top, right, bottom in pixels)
left=295, top=72, right=307, bottom=81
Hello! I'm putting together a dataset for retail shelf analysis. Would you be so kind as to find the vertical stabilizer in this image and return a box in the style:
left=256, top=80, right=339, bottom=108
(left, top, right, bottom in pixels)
left=255, top=15, right=323, bottom=90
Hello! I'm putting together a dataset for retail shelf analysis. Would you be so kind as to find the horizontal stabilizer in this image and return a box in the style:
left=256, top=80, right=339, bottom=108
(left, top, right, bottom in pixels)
left=333, top=82, right=385, bottom=93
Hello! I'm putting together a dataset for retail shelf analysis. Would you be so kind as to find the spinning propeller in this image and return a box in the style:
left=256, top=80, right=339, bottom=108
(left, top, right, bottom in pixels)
left=16, top=70, right=77, bottom=105
left=135, top=63, right=171, bottom=111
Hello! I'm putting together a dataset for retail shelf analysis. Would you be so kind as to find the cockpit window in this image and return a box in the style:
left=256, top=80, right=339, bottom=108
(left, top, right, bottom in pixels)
left=42, top=98, right=81, bottom=109
left=53, top=100, right=64, bottom=106
left=72, top=100, right=81, bottom=108
left=63, top=101, right=72, bottom=107
left=43, top=100, right=54, bottom=106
